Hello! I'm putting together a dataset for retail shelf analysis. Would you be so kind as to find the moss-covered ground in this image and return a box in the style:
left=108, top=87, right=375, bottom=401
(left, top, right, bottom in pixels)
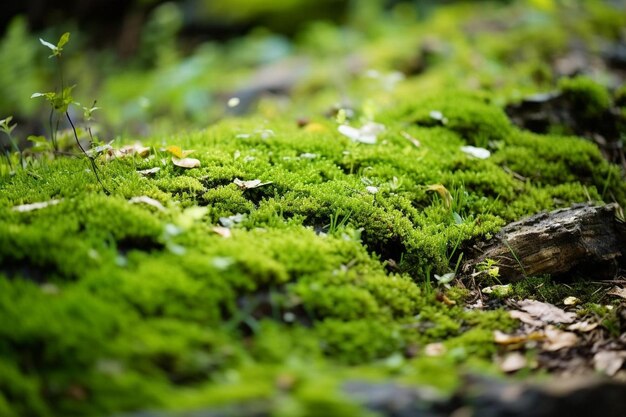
left=1, top=1, right=625, bottom=416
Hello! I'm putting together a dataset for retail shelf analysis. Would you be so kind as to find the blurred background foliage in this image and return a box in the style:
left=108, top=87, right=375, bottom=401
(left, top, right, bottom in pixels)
left=0, top=0, right=624, bottom=141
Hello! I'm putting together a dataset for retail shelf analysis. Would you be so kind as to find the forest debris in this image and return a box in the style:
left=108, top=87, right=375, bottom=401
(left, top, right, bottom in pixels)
left=129, top=196, right=166, bottom=212
left=401, top=131, right=421, bottom=147
left=424, top=342, right=446, bottom=357
left=499, top=352, right=527, bottom=373
left=543, top=326, right=579, bottom=351
left=509, top=310, right=544, bottom=327
left=494, top=330, right=543, bottom=345
left=137, top=167, right=160, bottom=177
left=233, top=178, right=272, bottom=189
left=426, top=184, right=453, bottom=209
left=166, top=145, right=195, bottom=158
left=563, top=296, right=581, bottom=306
left=608, top=286, right=626, bottom=300
left=482, top=284, right=512, bottom=296
left=172, top=157, right=201, bottom=169
left=462, top=204, right=626, bottom=281
left=338, top=122, right=385, bottom=144
left=460, top=145, right=491, bottom=159
left=567, top=320, right=599, bottom=333
left=12, top=199, right=61, bottom=212
left=517, top=300, right=576, bottom=324
left=212, top=226, right=232, bottom=238
left=593, top=351, right=626, bottom=376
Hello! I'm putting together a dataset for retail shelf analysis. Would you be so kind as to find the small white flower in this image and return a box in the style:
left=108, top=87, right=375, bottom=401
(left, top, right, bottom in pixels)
left=366, top=186, right=379, bottom=194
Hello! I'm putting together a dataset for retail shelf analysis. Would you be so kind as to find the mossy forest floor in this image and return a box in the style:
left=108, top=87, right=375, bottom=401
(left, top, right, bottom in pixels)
left=1, top=1, right=626, bottom=416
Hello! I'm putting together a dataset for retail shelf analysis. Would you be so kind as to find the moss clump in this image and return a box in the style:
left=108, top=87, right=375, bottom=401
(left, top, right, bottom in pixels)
left=558, top=76, right=612, bottom=120
left=2, top=1, right=626, bottom=415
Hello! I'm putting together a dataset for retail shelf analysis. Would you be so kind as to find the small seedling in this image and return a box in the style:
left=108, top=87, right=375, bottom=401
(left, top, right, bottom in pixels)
left=0, top=116, right=21, bottom=170
left=32, top=33, right=108, bottom=193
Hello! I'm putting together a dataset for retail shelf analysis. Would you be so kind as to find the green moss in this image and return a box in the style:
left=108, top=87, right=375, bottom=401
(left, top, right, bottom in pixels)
left=558, top=76, right=612, bottom=120
left=2, top=1, right=626, bottom=414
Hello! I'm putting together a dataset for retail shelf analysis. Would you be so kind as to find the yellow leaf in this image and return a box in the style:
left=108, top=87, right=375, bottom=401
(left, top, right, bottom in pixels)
left=304, top=123, right=328, bottom=133
left=166, top=145, right=183, bottom=158
left=166, top=145, right=195, bottom=158
left=426, top=184, right=453, bottom=209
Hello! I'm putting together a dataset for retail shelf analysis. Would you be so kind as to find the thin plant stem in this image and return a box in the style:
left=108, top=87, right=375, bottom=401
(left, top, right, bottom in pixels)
left=48, top=108, right=58, bottom=151
left=66, top=112, right=109, bottom=194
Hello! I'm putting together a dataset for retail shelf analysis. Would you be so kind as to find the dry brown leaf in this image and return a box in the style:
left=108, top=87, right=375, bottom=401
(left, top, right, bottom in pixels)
left=233, top=178, right=272, bottom=189
left=116, top=143, right=151, bottom=158
left=499, top=352, right=527, bottom=373
left=509, top=310, right=544, bottom=327
left=129, top=196, right=166, bottom=212
left=172, top=157, right=201, bottom=169
left=212, top=226, right=232, bottom=238
left=494, top=330, right=543, bottom=345
left=607, top=286, right=626, bottom=300
left=566, top=320, right=599, bottom=332
left=137, top=167, right=160, bottom=177
left=543, top=326, right=578, bottom=351
left=12, top=199, right=61, bottom=212
left=593, top=351, right=626, bottom=376
left=518, top=299, right=576, bottom=324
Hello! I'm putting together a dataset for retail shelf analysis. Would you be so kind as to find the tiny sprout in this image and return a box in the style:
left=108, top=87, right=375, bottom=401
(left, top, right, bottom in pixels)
left=0, top=116, right=16, bottom=135
left=79, top=101, right=100, bottom=121
left=39, top=32, right=70, bottom=58
left=0, top=116, right=21, bottom=169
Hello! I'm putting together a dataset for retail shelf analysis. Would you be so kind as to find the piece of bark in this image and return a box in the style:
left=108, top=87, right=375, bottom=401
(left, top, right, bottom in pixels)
left=463, top=204, right=626, bottom=281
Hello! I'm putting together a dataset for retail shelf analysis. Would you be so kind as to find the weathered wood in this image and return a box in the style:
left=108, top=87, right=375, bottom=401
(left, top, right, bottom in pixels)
left=463, top=204, right=626, bottom=281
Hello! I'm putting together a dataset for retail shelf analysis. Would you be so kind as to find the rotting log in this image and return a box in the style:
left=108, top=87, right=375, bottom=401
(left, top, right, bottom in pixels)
left=463, top=204, right=626, bottom=281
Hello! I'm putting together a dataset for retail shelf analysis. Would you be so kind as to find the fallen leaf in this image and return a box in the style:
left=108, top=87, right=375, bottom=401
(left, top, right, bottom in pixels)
left=212, top=226, right=232, bottom=238
left=115, top=143, right=151, bottom=158
left=608, top=286, right=626, bottom=300
left=563, top=296, right=581, bottom=306
left=12, top=199, right=62, bottom=212
left=567, top=320, right=598, bottom=332
left=509, top=310, right=544, bottom=327
left=518, top=299, right=576, bottom=324
left=434, top=273, right=455, bottom=285
left=593, top=351, right=626, bottom=376
left=129, top=196, right=166, bottom=212
left=494, top=330, right=543, bottom=345
left=426, top=184, right=453, bottom=209
left=424, top=342, right=446, bottom=357
left=165, top=145, right=195, bottom=158
left=482, top=284, right=512, bottom=297
left=219, top=213, right=246, bottom=228
left=137, top=167, right=160, bottom=177
left=401, top=131, right=421, bottom=147
left=338, top=122, right=385, bottom=144
left=429, top=110, right=448, bottom=124
left=543, top=326, right=578, bottom=351
left=233, top=178, right=272, bottom=189
left=304, top=123, right=327, bottom=133
left=499, top=352, right=527, bottom=373
left=172, top=157, right=201, bottom=169
left=460, top=146, right=491, bottom=159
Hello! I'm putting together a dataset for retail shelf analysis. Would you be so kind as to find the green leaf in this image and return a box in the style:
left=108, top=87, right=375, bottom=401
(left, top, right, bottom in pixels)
left=39, top=38, right=56, bottom=51
left=57, top=32, right=70, bottom=49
